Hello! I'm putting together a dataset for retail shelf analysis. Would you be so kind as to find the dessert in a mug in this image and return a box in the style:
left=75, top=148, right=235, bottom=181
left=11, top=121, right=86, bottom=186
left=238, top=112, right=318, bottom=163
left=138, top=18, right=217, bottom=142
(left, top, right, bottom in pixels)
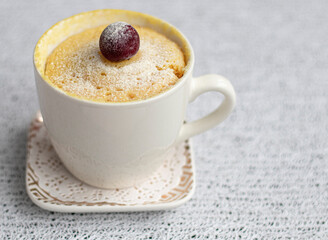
left=33, top=10, right=236, bottom=189
left=45, top=22, right=186, bottom=102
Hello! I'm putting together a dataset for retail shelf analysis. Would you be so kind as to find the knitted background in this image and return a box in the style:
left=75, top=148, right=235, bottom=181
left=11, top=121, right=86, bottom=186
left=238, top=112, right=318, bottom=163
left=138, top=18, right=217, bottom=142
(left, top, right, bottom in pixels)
left=1, top=0, right=327, bottom=239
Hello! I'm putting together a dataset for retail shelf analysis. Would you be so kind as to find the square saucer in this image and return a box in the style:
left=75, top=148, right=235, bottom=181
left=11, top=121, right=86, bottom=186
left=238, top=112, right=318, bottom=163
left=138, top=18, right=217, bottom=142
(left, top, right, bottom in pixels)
left=26, top=113, right=195, bottom=212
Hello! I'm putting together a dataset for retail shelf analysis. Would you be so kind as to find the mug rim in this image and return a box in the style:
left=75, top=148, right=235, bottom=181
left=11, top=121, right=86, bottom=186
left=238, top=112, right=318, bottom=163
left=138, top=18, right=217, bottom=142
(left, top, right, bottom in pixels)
left=33, top=9, right=195, bottom=107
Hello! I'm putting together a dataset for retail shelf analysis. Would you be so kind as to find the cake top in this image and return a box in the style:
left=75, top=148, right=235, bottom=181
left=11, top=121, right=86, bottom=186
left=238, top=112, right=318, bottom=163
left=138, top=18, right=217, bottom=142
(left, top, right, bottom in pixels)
left=45, top=24, right=186, bottom=102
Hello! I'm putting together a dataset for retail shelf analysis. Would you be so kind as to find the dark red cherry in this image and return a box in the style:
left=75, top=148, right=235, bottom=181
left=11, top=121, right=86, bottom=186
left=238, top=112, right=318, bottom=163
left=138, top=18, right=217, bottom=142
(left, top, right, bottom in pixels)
left=99, top=22, right=140, bottom=62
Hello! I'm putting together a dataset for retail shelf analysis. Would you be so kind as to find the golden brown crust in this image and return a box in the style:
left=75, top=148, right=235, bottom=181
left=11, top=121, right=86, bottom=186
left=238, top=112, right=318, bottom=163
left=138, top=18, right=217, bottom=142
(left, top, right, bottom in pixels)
left=45, top=25, right=185, bottom=102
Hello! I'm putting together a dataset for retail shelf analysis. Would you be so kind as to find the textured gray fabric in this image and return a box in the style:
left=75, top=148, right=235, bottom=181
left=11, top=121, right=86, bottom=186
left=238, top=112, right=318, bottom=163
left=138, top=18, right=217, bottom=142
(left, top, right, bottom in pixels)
left=1, top=0, right=328, bottom=239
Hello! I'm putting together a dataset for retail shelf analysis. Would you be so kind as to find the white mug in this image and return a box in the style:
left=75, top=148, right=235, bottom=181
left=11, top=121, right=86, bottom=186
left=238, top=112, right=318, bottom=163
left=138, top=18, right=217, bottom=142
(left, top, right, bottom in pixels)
left=34, top=9, right=236, bottom=189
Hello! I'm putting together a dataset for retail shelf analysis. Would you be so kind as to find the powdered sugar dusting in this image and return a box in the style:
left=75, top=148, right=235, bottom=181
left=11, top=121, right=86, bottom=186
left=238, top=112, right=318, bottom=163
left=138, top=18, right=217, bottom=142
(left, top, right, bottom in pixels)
left=103, top=22, right=128, bottom=40
left=45, top=25, right=185, bottom=102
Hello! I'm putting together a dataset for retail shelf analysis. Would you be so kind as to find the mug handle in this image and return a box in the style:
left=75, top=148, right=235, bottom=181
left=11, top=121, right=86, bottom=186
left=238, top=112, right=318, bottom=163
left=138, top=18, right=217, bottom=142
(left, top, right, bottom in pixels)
left=175, top=74, right=236, bottom=143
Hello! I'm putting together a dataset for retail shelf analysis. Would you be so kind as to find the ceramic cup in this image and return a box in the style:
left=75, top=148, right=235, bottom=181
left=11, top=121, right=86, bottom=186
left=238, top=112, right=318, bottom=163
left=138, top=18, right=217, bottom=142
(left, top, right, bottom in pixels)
left=34, top=9, right=236, bottom=189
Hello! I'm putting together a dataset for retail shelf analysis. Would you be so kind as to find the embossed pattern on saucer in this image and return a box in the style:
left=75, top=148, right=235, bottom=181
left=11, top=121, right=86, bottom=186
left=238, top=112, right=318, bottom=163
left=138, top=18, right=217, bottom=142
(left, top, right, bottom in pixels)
left=26, top=113, right=195, bottom=212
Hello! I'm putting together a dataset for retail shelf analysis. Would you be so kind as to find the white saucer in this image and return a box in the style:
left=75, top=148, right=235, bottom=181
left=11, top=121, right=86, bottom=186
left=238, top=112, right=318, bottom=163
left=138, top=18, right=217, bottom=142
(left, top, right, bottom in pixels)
left=26, top=113, right=195, bottom=212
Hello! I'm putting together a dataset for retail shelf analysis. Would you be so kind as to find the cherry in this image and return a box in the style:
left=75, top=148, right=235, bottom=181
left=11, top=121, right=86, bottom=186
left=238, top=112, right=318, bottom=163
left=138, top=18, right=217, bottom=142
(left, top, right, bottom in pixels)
left=99, top=22, right=140, bottom=62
